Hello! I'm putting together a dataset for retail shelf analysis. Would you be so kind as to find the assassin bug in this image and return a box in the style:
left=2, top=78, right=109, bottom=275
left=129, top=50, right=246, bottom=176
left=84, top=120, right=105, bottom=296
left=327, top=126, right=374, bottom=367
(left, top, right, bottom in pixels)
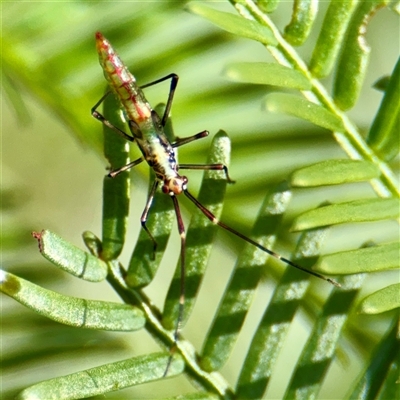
left=92, top=32, right=340, bottom=375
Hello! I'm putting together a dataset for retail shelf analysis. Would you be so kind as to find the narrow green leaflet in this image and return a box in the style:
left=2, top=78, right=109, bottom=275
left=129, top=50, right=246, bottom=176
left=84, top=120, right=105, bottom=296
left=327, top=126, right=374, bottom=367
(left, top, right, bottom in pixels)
left=101, top=93, right=131, bottom=260
left=315, top=242, right=399, bottom=275
left=292, top=198, right=400, bottom=231
left=347, top=320, right=399, bottom=400
left=16, top=353, right=184, bottom=400
left=102, top=91, right=130, bottom=169
left=200, top=182, right=292, bottom=372
left=309, top=0, right=358, bottom=78
left=186, top=2, right=277, bottom=46
left=0, top=270, right=145, bottom=331
left=284, top=0, right=318, bottom=46
left=223, top=62, right=311, bottom=90
left=166, top=394, right=220, bottom=400
left=162, top=131, right=232, bottom=330
left=333, top=1, right=390, bottom=110
left=291, top=159, right=380, bottom=187
left=32, top=230, right=107, bottom=282
left=283, top=274, right=364, bottom=400
left=359, top=283, right=400, bottom=314
left=373, top=75, right=391, bottom=91
left=2, top=71, right=30, bottom=124
left=236, top=226, right=331, bottom=399
left=375, top=354, right=400, bottom=400
left=102, top=173, right=130, bottom=261
left=126, top=184, right=175, bottom=288
left=264, top=93, right=345, bottom=132
left=367, top=57, right=400, bottom=161
left=82, top=230, right=103, bottom=257
left=256, top=0, right=279, bottom=13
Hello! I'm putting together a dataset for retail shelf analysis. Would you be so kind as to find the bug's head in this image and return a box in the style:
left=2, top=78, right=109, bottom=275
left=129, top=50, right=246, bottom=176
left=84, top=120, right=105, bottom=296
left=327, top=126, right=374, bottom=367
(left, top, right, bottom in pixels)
left=162, top=176, right=188, bottom=196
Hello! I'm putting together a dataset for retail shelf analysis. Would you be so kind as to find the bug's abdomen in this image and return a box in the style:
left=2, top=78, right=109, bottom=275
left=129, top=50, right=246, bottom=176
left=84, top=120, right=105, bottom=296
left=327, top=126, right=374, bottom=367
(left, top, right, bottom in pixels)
left=95, top=32, right=151, bottom=123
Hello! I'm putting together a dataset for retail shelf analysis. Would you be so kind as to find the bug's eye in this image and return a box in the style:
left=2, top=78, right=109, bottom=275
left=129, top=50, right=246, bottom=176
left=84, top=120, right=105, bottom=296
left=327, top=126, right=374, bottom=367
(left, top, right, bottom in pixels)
left=161, top=184, right=169, bottom=194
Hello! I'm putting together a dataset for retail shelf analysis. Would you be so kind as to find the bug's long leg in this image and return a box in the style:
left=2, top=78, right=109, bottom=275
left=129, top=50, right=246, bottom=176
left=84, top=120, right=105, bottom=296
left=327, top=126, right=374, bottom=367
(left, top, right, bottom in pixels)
left=91, top=91, right=135, bottom=143
left=140, top=180, right=160, bottom=259
left=140, top=73, right=179, bottom=126
left=108, top=156, right=145, bottom=178
left=183, top=189, right=341, bottom=287
left=172, top=131, right=209, bottom=148
left=179, top=164, right=236, bottom=184
left=163, top=194, right=186, bottom=377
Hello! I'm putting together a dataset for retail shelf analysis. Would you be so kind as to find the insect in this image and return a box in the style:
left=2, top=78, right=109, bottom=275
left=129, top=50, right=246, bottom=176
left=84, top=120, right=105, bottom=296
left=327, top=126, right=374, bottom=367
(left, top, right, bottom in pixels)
left=92, top=32, right=340, bottom=375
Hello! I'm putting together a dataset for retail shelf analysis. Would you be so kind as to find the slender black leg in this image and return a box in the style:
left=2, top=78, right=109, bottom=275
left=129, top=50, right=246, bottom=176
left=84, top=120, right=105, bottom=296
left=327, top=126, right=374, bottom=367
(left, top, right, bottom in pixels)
left=140, top=180, right=160, bottom=259
left=163, top=194, right=186, bottom=377
left=108, top=157, right=145, bottom=178
left=91, top=91, right=135, bottom=143
left=178, top=163, right=236, bottom=184
left=140, top=73, right=179, bottom=127
left=172, top=131, right=235, bottom=182
left=183, top=189, right=341, bottom=287
left=172, top=131, right=209, bottom=148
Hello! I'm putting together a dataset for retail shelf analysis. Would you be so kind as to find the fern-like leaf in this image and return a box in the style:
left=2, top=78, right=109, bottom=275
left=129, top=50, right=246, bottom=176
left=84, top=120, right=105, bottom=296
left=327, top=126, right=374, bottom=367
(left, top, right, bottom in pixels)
left=2, top=1, right=398, bottom=399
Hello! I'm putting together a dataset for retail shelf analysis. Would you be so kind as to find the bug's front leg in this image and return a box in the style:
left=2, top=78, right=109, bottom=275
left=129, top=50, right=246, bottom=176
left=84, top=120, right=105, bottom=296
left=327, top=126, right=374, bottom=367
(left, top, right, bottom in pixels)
left=91, top=91, right=136, bottom=143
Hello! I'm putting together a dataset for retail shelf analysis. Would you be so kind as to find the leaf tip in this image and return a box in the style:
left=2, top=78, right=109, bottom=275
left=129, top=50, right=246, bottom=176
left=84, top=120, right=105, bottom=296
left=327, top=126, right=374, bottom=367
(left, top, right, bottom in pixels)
left=32, top=230, right=45, bottom=252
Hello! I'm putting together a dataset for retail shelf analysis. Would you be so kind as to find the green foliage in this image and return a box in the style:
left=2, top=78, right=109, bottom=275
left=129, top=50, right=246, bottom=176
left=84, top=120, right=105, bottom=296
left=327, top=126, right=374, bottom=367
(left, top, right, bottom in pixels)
left=31, top=230, right=108, bottom=282
left=101, top=94, right=131, bottom=260
left=2, top=1, right=399, bottom=399
left=359, top=283, right=400, bottom=314
left=316, top=242, right=399, bottom=275
left=16, top=353, right=184, bottom=400
left=367, top=57, right=400, bottom=161
left=1, top=269, right=145, bottom=331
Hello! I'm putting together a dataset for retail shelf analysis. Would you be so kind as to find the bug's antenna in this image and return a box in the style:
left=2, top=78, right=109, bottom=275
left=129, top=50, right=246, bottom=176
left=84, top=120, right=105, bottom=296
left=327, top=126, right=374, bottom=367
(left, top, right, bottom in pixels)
left=184, top=189, right=341, bottom=288
left=163, top=194, right=186, bottom=377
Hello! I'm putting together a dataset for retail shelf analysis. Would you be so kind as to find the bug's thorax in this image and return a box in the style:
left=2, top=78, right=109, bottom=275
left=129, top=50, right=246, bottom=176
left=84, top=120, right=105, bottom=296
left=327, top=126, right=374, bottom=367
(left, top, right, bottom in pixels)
left=137, top=133, right=188, bottom=196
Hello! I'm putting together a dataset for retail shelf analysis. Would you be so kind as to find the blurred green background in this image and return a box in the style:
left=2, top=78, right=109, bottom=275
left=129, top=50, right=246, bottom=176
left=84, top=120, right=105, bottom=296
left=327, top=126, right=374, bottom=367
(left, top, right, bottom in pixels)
left=2, top=1, right=399, bottom=399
